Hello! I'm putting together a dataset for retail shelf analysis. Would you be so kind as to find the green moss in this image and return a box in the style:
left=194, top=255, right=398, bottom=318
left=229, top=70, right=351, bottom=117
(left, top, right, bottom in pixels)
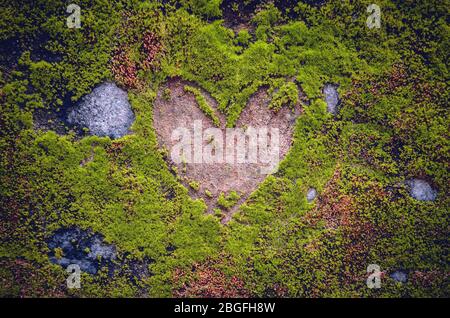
left=217, top=191, right=241, bottom=210
left=205, top=189, right=213, bottom=198
left=162, top=88, right=171, bottom=101
left=268, top=81, right=298, bottom=111
left=54, top=248, right=64, bottom=260
left=234, top=30, right=251, bottom=48
left=188, top=180, right=200, bottom=191
left=183, top=85, right=220, bottom=127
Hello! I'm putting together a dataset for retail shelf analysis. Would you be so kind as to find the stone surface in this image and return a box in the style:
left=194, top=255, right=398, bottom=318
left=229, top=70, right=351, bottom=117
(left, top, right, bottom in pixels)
left=390, top=271, right=408, bottom=283
left=153, top=78, right=302, bottom=222
left=47, top=227, right=116, bottom=274
left=67, top=82, right=134, bottom=139
left=405, top=179, right=437, bottom=201
left=306, top=188, right=317, bottom=202
left=323, top=84, right=340, bottom=115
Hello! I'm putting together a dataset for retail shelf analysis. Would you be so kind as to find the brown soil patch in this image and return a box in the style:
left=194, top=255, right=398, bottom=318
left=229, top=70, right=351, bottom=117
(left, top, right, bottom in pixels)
left=152, top=77, right=302, bottom=222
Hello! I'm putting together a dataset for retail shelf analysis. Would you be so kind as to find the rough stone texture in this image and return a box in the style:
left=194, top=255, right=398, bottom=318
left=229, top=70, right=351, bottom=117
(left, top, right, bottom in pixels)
left=67, top=82, right=135, bottom=139
left=390, top=271, right=408, bottom=283
left=47, top=227, right=116, bottom=274
left=405, top=179, right=437, bottom=201
left=306, top=188, right=317, bottom=202
left=323, top=84, right=340, bottom=115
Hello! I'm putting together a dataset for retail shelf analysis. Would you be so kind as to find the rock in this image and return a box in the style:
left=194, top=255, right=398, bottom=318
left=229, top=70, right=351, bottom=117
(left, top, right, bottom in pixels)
left=67, top=82, right=134, bottom=139
left=405, top=179, right=437, bottom=201
left=306, top=188, right=317, bottom=202
left=47, top=227, right=116, bottom=274
left=323, top=84, right=340, bottom=115
left=390, top=271, right=408, bottom=283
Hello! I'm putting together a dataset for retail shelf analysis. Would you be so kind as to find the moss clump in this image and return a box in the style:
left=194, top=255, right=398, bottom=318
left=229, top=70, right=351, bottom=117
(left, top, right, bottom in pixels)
left=213, top=208, right=224, bottom=220
left=217, top=191, right=241, bottom=210
left=188, top=180, right=200, bottom=191
left=54, top=248, right=64, bottom=260
left=268, top=82, right=298, bottom=111
left=184, top=85, right=220, bottom=127
left=205, top=189, right=213, bottom=198
left=162, top=88, right=171, bottom=101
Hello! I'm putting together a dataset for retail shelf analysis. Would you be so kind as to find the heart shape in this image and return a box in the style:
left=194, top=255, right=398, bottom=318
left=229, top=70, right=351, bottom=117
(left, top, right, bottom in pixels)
left=153, top=78, right=302, bottom=221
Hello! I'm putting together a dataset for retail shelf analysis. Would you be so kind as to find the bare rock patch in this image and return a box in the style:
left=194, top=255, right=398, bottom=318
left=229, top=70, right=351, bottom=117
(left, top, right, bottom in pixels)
left=47, top=227, right=116, bottom=275
left=67, top=82, right=135, bottom=139
left=153, top=78, right=302, bottom=222
left=405, top=179, right=437, bottom=201
left=323, top=83, right=340, bottom=115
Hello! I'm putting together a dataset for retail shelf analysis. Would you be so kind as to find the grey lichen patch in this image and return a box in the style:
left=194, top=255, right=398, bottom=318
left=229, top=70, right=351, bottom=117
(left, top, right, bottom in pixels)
left=323, top=84, right=340, bottom=115
left=390, top=271, right=408, bottom=283
left=405, top=179, right=437, bottom=201
left=47, top=227, right=116, bottom=274
left=67, top=82, right=135, bottom=139
left=306, top=188, right=317, bottom=202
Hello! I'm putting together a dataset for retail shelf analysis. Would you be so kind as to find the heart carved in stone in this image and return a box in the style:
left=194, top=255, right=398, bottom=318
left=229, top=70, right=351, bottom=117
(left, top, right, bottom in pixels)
left=153, top=77, right=303, bottom=222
